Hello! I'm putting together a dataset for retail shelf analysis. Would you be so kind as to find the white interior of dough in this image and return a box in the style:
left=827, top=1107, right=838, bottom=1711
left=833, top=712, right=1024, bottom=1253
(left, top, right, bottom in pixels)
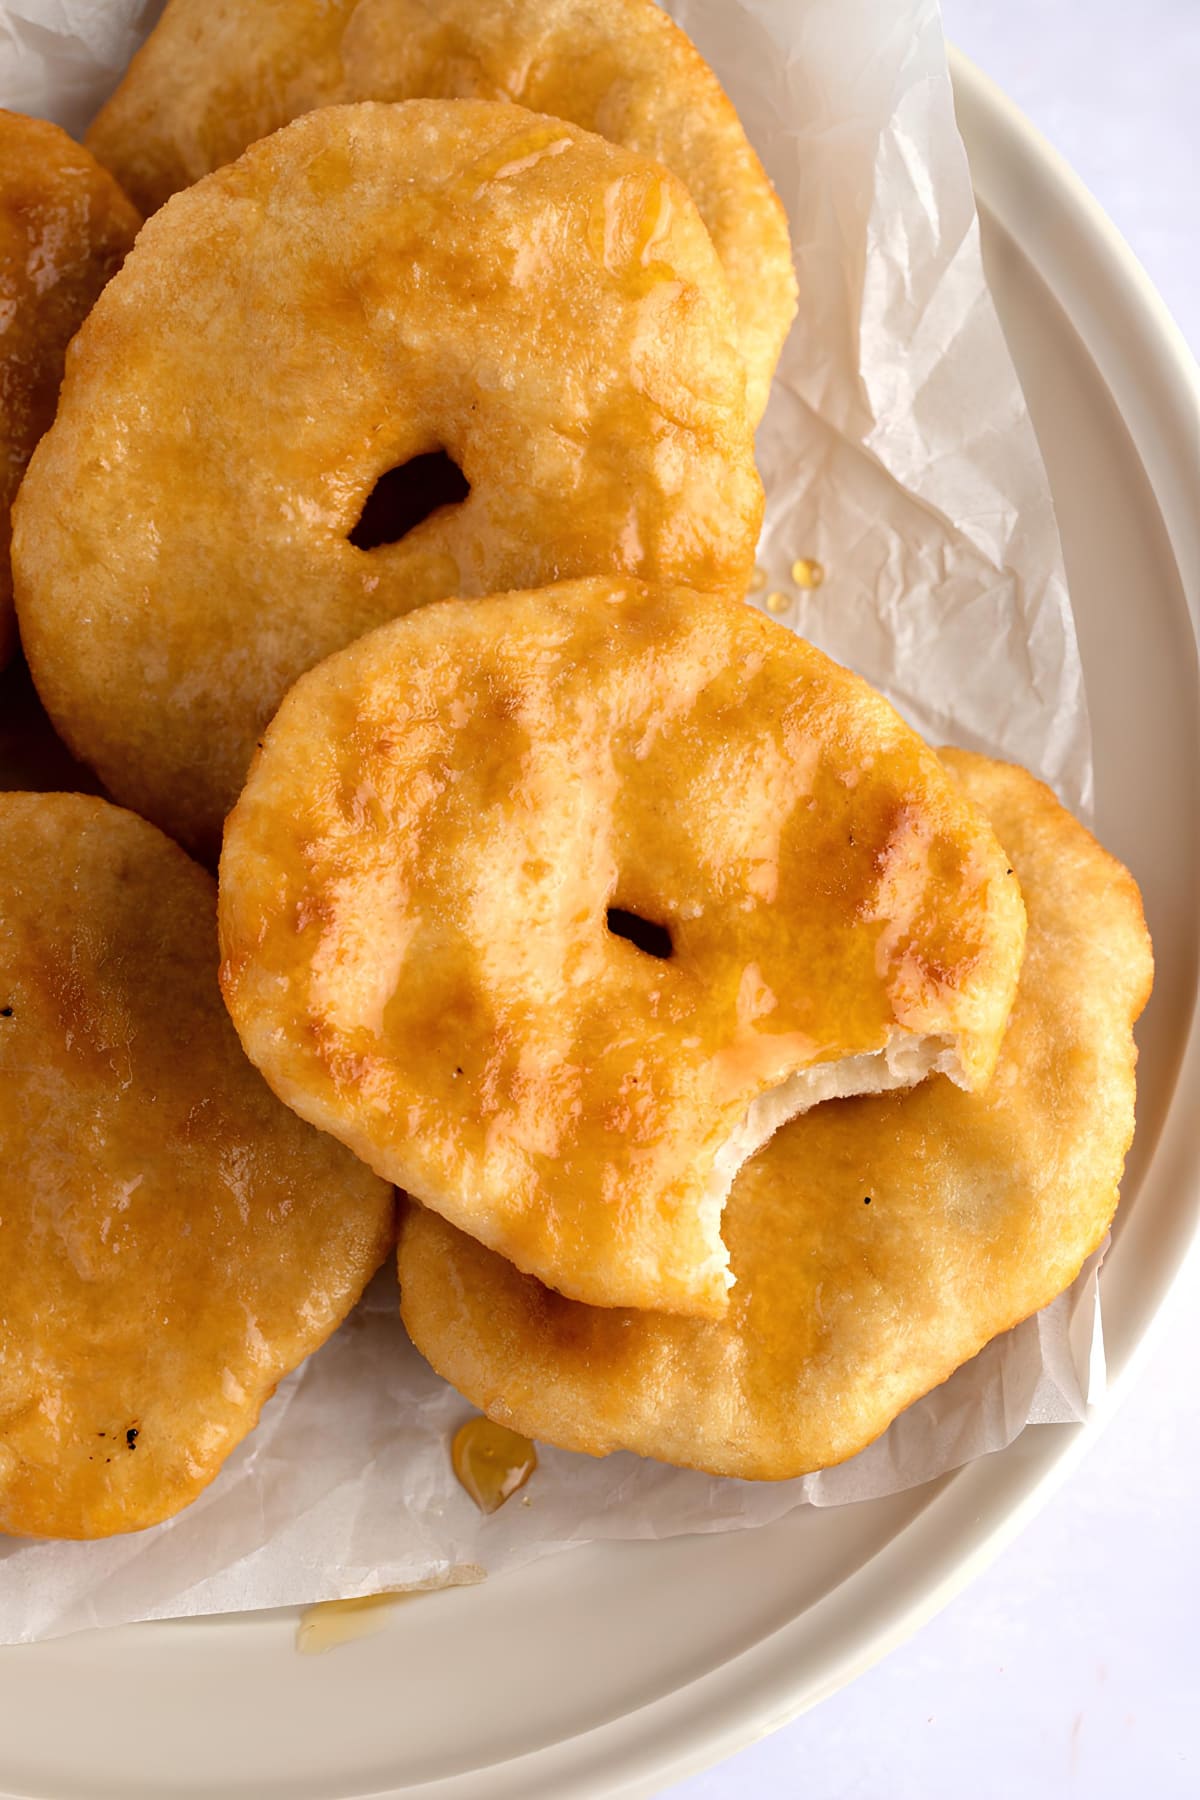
left=707, top=1031, right=961, bottom=1289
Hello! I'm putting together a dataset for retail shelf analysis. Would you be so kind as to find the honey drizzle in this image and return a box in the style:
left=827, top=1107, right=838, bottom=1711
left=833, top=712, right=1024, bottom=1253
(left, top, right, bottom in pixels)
left=464, top=124, right=574, bottom=200
left=451, top=1416, right=538, bottom=1514
left=295, top=1591, right=404, bottom=1655
left=587, top=172, right=676, bottom=295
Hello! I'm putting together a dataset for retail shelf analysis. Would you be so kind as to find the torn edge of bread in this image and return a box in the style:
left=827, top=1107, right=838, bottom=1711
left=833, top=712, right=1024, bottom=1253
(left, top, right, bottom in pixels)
left=705, top=1029, right=959, bottom=1290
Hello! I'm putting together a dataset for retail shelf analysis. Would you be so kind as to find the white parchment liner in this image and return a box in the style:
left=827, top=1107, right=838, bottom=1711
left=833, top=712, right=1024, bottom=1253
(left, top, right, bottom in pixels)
left=0, top=0, right=1099, bottom=1643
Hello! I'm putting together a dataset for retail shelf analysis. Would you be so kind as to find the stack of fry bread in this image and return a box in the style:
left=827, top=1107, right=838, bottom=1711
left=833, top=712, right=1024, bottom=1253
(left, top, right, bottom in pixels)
left=0, top=0, right=1151, bottom=1540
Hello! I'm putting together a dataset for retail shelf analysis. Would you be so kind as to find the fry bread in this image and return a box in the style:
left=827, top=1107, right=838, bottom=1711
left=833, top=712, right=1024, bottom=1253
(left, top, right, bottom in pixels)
left=220, top=585, right=1026, bottom=1319
left=397, top=753, right=1152, bottom=1477
left=0, top=793, right=394, bottom=1539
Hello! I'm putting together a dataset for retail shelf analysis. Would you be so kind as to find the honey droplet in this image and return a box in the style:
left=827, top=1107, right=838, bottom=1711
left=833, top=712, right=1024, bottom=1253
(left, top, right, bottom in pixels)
left=765, top=591, right=790, bottom=613
left=746, top=565, right=767, bottom=596
left=452, top=1416, right=537, bottom=1514
left=790, top=557, right=825, bottom=589
left=295, top=1592, right=403, bottom=1656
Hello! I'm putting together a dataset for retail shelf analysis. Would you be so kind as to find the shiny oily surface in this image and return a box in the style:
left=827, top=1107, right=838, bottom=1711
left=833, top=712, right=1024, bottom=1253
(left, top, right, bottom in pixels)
left=0, top=793, right=394, bottom=1539
left=13, top=101, right=761, bottom=860
left=85, top=0, right=796, bottom=422
left=399, top=753, right=1154, bottom=1478
left=295, top=1594, right=405, bottom=1656
left=451, top=1418, right=538, bottom=1515
left=0, top=109, right=139, bottom=673
left=218, top=579, right=1025, bottom=1319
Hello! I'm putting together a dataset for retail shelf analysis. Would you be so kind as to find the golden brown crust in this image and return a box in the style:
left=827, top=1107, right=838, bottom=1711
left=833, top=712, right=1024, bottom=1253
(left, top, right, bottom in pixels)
left=86, top=0, right=355, bottom=212
left=396, top=751, right=1153, bottom=1478
left=0, top=111, right=140, bottom=673
left=15, top=101, right=762, bottom=859
left=0, top=793, right=395, bottom=1539
left=219, top=582, right=1025, bottom=1319
left=86, top=0, right=796, bottom=420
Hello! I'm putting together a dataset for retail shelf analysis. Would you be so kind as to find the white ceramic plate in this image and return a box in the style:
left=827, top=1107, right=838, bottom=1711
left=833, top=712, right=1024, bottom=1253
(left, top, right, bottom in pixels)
left=1, top=50, right=1197, bottom=1800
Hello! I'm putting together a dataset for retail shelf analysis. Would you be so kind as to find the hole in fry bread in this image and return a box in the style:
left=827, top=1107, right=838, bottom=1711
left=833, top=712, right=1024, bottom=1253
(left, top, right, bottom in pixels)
left=349, top=450, right=469, bottom=551
left=606, top=907, right=672, bottom=960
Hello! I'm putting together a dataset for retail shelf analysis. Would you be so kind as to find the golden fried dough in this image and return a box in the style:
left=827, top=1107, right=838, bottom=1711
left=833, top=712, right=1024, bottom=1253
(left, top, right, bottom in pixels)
left=0, top=111, right=139, bottom=674
left=398, top=752, right=1153, bottom=1478
left=14, top=102, right=762, bottom=860
left=86, top=0, right=796, bottom=421
left=0, top=793, right=394, bottom=1539
left=219, top=582, right=1025, bottom=1320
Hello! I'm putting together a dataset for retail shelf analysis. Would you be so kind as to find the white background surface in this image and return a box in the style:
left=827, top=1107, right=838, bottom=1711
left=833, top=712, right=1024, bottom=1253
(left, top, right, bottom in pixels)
left=669, top=3, right=1200, bottom=1796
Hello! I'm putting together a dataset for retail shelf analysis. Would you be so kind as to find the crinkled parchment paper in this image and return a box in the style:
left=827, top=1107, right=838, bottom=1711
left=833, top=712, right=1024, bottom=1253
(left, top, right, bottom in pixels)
left=0, top=0, right=1098, bottom=1643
